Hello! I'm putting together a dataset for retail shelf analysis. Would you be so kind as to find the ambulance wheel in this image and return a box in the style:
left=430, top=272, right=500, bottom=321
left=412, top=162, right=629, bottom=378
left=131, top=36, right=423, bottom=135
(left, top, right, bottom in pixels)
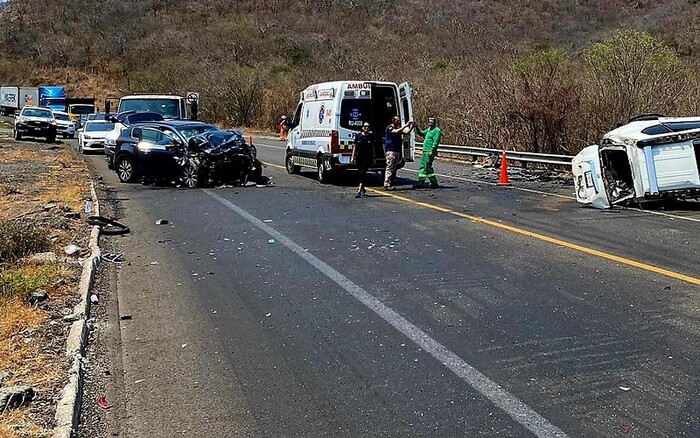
left=317, top=158, right=330, bottom=184
left=285, top=152, right=300, bottom=174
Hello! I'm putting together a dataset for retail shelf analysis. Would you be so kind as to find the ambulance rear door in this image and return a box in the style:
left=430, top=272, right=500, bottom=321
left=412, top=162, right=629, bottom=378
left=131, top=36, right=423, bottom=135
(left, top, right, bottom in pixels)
left=398, top=82, right=415, bottom=162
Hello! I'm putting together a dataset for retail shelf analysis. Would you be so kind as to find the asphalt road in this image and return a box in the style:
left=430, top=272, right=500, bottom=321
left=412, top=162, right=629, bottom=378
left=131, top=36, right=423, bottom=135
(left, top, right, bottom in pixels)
left=72, top=137, right=700, bottom=437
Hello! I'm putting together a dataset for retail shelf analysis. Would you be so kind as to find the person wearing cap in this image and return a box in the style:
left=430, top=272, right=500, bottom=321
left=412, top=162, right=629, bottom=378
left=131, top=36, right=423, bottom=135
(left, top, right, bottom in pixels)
left=413, top=117, right=442, bottom=189
left=279, top=115, right=289, bottom=141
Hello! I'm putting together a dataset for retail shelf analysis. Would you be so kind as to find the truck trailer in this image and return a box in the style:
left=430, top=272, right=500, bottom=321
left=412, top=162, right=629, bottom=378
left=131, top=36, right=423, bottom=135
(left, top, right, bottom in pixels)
left=0, top=85, right=67, bottom=115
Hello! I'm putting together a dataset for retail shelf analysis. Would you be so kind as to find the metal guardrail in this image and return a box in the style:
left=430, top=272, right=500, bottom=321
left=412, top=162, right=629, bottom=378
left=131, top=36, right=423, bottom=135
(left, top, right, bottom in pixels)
left=420, top=143, right=573, bottom=167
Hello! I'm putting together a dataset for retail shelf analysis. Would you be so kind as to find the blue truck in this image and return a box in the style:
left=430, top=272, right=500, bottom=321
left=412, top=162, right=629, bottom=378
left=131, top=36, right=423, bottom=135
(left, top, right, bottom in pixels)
left=38, top=86, right=67, bottom=111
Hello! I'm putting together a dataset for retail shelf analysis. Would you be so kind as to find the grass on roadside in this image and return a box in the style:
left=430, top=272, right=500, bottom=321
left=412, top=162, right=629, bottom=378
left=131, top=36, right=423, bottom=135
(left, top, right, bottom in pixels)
left=0, top=264, right=56, bottom=302
left=0, top=220, right=50, bottom=264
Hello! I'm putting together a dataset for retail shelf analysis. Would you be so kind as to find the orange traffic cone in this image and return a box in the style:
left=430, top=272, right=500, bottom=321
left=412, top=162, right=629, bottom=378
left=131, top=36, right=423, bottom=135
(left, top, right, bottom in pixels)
left=498, top=150, right=511, bottom=186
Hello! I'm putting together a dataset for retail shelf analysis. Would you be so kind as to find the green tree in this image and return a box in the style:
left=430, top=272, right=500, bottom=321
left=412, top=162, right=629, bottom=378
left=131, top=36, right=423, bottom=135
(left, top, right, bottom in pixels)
left=583, top=29, right=690, bottom=131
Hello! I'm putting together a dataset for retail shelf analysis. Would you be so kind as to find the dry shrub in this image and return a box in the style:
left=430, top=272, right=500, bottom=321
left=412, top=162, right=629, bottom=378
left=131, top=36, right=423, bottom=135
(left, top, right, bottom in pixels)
left=0, top=220, right=50, bottom=264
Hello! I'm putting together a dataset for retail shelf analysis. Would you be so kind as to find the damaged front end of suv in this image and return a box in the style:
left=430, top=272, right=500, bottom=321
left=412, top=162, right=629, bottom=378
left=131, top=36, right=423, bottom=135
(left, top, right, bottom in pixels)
left=573, top=116, right=700, bottom=209
left=182, top=130, right=264, bottom=187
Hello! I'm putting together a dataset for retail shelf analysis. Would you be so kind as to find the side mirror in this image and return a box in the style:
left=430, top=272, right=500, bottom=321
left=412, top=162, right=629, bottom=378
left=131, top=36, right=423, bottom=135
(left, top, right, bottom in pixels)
left=108, top=116, right=119, bottom=124
left=132, top=127, right=142, bottom=140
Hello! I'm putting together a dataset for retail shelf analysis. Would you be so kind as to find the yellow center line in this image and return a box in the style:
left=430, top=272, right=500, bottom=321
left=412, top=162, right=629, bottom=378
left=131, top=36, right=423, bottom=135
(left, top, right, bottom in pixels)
left=366, top=188, right=700, bottom=286
left=261, top=160, right=700, bottom=285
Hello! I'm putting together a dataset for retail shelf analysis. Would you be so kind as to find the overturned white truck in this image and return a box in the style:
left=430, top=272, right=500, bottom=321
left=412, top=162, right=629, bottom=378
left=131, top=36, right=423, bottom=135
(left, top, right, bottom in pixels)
left=573, top=116, right=700, bottom=208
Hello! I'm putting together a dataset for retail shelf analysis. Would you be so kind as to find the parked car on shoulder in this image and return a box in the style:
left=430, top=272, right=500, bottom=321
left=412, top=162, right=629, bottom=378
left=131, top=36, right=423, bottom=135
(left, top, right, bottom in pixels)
left=113, top=120, right=242, bottom=186
left=51, top=110, right=76, bottom=139
left=78, top=120, right=115, bottom=154
left=104, top=111, right=164, bottom=169
left=13, top=106, right=57, bottom=142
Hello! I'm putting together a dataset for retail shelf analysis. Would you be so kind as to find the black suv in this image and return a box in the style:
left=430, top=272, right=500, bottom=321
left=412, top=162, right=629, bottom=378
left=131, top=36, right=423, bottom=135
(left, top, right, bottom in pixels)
left=113, top=121, right=263, bottom=187
left=113, top=120, right=219, bottom=184
left=13, top=107, right=57, bottom=142
left=104, top=111, right=164, bottom=169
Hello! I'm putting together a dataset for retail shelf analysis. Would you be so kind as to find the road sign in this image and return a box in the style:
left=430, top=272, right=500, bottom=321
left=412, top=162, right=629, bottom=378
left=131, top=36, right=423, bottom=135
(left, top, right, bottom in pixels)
left=186, top=92, right=200, bottom=104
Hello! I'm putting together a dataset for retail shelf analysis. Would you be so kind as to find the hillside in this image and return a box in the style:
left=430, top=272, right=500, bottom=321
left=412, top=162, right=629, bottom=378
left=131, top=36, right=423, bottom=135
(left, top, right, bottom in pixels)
left=2, top=0, right=700, bottom=152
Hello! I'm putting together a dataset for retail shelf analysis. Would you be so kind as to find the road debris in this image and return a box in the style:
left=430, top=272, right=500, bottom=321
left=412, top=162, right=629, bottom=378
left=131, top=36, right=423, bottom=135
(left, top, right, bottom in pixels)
left=64, top=244, right=79, bottom=255
left=0, top=386, right=35, bottom=412
left=155, top=219, right=169, bottom=225
left=96, top=396, right=113, bottom=409
left=119, top=315, right=133, bottom=321
left=27, top=288, right=48, bottom=305
left=267, top=238, right=276, bottom=244
left=102, top=252, right=124, bottom=263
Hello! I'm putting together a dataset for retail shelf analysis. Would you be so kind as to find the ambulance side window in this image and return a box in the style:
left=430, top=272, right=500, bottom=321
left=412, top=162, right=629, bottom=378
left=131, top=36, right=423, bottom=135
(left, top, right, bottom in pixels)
left=292, top=103, right=302, bottom=129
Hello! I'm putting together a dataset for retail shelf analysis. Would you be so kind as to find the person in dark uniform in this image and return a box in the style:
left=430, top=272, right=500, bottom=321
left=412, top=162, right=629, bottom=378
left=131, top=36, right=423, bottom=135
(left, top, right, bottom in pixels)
left=351, top=122, right=375, bottom=198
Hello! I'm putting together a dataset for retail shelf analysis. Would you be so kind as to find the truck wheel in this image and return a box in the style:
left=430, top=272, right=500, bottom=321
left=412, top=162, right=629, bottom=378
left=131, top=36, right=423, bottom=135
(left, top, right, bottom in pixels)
left=285, top=152, right=300, bottom=174
left=317, top=158, right=330, bottom=184
left=13, top=130, right=21, bottom=141
left=116, top=156, right=137, bottom=183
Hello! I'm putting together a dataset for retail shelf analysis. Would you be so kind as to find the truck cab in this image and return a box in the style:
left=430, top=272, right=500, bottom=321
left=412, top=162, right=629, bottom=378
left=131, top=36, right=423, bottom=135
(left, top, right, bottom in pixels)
left=114, top=95, right=197, bottom=120
left=38, top=86, right=67, bottom=112
left=284, top=81, right=415, bottom=183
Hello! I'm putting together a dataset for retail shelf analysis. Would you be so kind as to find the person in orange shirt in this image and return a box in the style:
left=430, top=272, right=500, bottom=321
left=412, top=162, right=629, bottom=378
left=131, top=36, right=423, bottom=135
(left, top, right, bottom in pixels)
left=279, top=115, right=289, bottom=141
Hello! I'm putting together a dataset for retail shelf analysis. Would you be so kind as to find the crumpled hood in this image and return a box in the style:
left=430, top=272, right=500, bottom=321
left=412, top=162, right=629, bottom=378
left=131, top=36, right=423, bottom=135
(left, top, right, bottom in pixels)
left=190, top=130, right=250, bottom=157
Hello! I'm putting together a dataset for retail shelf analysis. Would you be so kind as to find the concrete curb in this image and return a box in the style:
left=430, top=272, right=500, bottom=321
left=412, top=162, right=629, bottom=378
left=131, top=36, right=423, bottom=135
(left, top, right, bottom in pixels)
left=52, top=183, right=101, bottom=438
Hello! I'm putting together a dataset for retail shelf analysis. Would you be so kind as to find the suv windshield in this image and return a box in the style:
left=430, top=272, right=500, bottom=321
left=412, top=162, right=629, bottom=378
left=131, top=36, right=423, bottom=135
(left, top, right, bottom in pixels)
left=85, top=122, right=115, bottom=131
left=70, top=105, right=95, bottom=115
left=179, top=125, right=218, bottom=140
left=120, top=99, right=180, bottom=119
left=23, top=108, right=52, bottom=118
left=124, top=112, right=164, bottom=125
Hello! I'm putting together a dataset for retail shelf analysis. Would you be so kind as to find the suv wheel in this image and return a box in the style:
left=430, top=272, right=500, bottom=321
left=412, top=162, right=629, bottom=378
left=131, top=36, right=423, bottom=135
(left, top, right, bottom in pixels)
left=116, top=156, right=137, bottom=182
left=181, top=165, right=199, bottom=188
left=13, top=129, right=21, bottom=140
left=46, top=133, right=55, bottom=143
left=285, top=152, right=300, bottom=174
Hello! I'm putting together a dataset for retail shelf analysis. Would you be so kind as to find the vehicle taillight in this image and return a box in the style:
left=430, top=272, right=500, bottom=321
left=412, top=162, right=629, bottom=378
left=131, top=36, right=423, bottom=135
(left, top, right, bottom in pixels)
left=330, top=130, right=339, bottom=154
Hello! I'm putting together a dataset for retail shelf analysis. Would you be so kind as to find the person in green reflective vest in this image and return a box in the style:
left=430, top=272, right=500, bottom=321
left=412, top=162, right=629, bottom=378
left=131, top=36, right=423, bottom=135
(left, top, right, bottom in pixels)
left=413, top=117, right=442, bottom=189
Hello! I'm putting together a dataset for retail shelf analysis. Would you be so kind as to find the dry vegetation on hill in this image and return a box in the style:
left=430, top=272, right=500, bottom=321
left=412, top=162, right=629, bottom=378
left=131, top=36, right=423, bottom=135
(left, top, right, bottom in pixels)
left=2, top=0, right=700, bottom=152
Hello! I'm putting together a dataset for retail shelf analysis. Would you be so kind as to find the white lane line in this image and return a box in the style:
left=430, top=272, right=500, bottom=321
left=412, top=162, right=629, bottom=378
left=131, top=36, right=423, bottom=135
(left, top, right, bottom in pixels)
left=256, top=142, right=700, bottom=223
left=204, top=188, right=569, bottom=438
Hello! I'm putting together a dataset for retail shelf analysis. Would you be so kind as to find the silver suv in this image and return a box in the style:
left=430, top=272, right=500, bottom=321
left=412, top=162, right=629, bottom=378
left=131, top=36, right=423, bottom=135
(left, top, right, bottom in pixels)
left=14, top=106, right=57, bottom=142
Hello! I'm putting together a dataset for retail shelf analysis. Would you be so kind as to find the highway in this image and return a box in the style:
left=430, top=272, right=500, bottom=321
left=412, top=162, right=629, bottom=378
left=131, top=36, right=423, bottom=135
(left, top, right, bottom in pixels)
left=76, top=137, right=700, bottom=437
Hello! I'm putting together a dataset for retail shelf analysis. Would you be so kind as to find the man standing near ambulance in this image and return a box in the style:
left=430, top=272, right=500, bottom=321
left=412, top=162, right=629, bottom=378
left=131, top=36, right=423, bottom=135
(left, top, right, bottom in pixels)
left=413, top=117, right=442, bottom=189
left=384, top=115, right=414, bottom=190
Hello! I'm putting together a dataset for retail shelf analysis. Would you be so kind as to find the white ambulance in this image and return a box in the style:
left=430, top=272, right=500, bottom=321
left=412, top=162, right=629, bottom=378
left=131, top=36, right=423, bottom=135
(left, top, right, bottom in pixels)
left=284, top=81, right=415, bottom=183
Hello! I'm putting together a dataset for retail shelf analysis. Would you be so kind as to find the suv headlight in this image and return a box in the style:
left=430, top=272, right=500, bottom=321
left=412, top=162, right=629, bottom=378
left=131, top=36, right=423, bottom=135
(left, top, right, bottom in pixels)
left=16, top=116, right=27, bottom=123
